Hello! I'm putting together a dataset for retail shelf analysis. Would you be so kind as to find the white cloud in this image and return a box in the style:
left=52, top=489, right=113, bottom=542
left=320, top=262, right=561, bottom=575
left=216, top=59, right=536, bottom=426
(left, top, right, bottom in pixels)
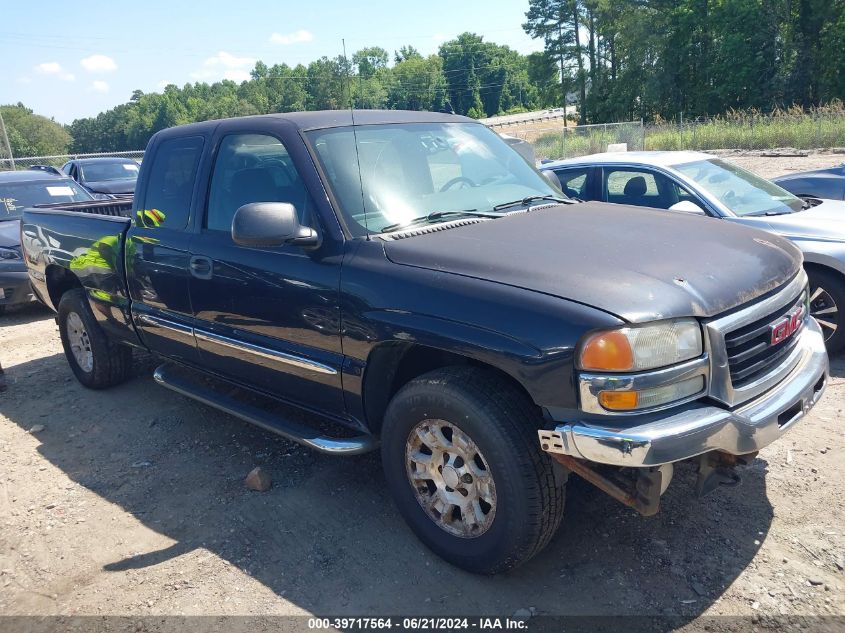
left=34, top=62, right=75, bottom=81
left=190, top=51, right=256, bottom=83
left=269, top=29, right=313, bottom=45
left=81, top=54, right=118, bottom=73
left=91, top=80, right=110, bottom=93
left=16, top=76, right=32, bottom=84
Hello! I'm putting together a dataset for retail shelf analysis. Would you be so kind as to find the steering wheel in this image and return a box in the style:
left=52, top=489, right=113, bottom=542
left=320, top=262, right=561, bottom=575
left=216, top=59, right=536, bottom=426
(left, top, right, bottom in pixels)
left=440, top=176, right=477, bottom=192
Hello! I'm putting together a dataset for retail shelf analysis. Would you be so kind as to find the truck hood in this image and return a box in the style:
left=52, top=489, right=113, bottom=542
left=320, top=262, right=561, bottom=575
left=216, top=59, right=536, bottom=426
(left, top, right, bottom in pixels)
left=85, top=179, right=136, bottom=195
left=0, top=219, right=21, bottom=249
left=728, top=199, right=845, bottom=242
left=382, top=202, right=802, bottom=323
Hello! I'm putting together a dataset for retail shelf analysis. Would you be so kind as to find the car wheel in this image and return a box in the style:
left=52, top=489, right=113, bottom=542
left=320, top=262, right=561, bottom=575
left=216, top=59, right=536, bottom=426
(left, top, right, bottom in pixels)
left=381, top=366, right=566, bottom=574
left=57, top=288, right=132, bottom=388
left=807, top=268, right=845, bottom=354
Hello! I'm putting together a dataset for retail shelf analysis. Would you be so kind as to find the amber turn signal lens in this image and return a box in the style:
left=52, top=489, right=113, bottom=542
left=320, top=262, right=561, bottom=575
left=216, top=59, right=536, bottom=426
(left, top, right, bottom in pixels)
left=598, top=391, right=639, bottom=410
left=580, top=331, right=635, bottom=371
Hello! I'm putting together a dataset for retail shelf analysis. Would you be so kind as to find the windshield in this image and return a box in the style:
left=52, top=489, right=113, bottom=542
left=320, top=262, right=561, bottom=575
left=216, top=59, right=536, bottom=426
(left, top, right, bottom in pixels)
left=0, top=179, right=93, bottom=221
left=81, top=161, right=140, bottom=182
left=306, top=122, right=562, bottom=235
left=673, top=158, right=803, bottom=216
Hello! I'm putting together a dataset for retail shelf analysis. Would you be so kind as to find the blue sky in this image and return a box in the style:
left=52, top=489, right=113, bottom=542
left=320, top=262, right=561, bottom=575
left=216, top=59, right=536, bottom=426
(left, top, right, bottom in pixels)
left=0, top=0, right=542, bottom=124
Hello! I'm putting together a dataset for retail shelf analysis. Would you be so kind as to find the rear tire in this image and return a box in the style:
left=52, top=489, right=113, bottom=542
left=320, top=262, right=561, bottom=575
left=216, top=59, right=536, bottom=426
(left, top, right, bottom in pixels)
left=57, top=288, right=132, bottom=389
left=807, top=268, right=845, bottom=354
left=381, top=366, right=566, bottom=574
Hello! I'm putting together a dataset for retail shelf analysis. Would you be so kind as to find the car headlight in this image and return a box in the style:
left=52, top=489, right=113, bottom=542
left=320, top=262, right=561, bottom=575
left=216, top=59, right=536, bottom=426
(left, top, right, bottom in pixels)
left=578, top=318, right=703, bottom=372
left=0, top=246, right=21, bottom=260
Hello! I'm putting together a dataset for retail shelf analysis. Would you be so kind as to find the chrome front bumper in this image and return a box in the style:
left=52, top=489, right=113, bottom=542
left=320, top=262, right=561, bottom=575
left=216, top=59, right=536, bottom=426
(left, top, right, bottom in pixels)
left=538, top=319, right=829, bottom=467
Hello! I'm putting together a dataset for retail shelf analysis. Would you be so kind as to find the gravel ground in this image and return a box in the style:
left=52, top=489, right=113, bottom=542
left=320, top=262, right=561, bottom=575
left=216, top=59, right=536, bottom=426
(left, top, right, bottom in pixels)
left=0, top=154, right=843, bottom=626
left=711, top=150, right=844, bottom=180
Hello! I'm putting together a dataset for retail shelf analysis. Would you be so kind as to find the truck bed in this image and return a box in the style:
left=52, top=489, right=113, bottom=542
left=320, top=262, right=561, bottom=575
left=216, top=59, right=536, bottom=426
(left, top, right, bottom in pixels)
left=22, top=202, right=136, bottom=343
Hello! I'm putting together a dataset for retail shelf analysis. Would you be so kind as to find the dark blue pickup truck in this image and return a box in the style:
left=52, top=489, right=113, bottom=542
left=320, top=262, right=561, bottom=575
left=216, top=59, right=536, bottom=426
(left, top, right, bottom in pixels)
left=21, top=111, right=829, bottom=573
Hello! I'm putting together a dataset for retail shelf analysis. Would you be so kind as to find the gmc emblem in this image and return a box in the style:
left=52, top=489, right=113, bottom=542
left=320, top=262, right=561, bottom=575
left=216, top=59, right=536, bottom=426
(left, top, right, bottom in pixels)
left=770, top=305, right=805, bottom=346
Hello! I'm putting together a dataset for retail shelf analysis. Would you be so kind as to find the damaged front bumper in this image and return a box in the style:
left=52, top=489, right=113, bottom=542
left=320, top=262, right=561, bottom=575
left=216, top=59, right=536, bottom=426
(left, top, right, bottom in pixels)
left=539, top=319, right=829, bottom=468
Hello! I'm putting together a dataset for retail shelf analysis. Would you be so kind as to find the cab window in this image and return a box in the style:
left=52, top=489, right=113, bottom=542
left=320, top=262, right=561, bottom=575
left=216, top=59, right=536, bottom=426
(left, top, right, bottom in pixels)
left=205, top=133, right=313, bottom=233
left=142, top=136, right=204, bottom=229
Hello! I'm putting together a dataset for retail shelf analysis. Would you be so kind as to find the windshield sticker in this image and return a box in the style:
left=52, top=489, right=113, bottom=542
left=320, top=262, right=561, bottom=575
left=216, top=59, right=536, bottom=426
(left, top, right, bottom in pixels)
left=47, top=186, right=74, bottom=197
left=123, top=164, right=139, bottom=171
left=1, top=198, right=19, bottom=213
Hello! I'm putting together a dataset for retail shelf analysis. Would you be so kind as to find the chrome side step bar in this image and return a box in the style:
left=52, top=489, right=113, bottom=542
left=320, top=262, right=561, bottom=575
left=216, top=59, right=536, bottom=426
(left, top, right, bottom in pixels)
left=153, top=363, right=378, bottom=455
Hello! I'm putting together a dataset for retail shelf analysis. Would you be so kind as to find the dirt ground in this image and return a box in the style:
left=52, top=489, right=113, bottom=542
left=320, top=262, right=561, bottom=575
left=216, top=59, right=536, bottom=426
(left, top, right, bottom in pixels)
left=1, top=154, right=844, bottom=626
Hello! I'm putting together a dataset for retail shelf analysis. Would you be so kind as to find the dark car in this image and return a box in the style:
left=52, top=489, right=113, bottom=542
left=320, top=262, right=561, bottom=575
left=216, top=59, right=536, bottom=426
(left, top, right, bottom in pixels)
left=0, top=169, right=94, bottom=314
left=62, top=157, right=140, bottom=197
left=773, top=163, right=845, bottom=201
left=21, top=111, right=829, bottom=574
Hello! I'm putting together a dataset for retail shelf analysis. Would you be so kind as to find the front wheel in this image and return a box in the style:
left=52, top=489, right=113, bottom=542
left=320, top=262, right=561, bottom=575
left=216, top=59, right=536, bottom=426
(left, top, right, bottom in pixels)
left=381, top=366, right=566, bottom=574
left=57, top=288, right=132, bottom=389
left=807, top=268, right=844, bottom=354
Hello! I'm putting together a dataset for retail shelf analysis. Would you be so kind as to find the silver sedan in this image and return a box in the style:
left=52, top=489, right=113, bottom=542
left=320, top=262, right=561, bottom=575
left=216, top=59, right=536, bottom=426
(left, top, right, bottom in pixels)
left=542, top=151, right=845, bottom=353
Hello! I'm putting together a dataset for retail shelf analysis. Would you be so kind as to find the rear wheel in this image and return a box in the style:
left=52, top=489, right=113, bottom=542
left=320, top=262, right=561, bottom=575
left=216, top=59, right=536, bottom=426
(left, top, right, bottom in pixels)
left=807, top=268, right=845, bottom=354
left=57, top=288, right=132, bottom=389
left=381, top=366, right=566, bottom=574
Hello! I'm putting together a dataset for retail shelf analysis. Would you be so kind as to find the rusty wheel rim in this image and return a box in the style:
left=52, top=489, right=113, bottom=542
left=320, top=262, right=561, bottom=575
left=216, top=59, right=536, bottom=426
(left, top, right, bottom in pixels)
left=405, top=419, right=497, bottom=538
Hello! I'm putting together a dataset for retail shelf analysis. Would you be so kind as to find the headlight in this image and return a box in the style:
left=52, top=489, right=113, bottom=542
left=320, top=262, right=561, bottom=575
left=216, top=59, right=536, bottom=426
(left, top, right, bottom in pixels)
left=0, top=246, right=21, bottom=260
left=578, top=318, right=703, bottom=372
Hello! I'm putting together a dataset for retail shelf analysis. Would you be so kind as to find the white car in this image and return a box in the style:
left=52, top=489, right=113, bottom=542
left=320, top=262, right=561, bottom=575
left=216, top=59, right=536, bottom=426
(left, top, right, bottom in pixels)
left=542, top=151, right=845, bottom=352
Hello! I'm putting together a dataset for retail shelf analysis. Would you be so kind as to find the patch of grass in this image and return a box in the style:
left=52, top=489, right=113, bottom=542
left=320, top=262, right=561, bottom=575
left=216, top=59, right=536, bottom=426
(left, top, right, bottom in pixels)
left=645, top=102, right=845, bottom=151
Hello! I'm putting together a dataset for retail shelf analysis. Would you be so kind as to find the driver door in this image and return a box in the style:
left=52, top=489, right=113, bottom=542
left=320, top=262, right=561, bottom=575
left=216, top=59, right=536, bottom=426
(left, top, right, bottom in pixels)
left=187, top=129, right=345, bottom=416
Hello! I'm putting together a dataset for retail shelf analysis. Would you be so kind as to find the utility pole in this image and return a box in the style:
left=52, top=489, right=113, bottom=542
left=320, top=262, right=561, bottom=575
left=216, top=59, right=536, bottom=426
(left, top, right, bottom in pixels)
left=0, top=110, right=14, bottom=171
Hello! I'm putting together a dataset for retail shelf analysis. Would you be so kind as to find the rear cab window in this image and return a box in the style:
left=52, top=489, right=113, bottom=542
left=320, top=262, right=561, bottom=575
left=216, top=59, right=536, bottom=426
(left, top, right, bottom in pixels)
left=139, top=136, right=204, bottom=229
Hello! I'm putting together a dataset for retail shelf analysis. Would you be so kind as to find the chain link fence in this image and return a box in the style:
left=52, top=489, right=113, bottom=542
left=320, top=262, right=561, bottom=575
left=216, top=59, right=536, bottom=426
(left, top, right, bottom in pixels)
left=0, top=150, right=145, bottom=172
left=504, top=121, right=645, bottom=161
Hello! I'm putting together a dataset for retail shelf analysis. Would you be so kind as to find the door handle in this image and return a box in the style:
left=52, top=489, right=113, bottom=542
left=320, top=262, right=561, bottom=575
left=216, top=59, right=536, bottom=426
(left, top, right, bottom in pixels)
left=189, top=256, right=213, bottom=280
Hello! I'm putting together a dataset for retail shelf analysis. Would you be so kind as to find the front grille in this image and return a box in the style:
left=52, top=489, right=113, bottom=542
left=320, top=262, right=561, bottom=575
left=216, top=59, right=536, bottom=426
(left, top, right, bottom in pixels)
left=724, top=291, right=806, bottom=389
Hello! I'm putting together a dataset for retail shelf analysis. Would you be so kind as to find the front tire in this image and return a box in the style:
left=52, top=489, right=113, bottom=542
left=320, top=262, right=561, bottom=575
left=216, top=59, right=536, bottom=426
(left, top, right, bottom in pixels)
left=807, top=268, right=845, bottom=354
left=381, top=366, right=566, bottom=574
left=57, top=288, right=132, bottom=389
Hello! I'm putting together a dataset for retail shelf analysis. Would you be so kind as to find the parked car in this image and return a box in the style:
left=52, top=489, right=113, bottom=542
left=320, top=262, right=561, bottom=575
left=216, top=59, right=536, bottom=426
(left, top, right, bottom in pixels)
left=773, top=163, right=845, bottom=201
left=0, top=169, right=94, bottom=314
left=62, top=157, right=140, bottom=197
left=542, top=151, right=845, bottom=352
left=22, top=112, right=828, bottom=574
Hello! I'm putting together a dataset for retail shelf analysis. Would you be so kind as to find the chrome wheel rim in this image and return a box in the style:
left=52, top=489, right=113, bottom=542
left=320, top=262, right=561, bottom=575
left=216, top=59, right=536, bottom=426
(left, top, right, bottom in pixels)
left=66, top=312, right=94, bottom=373
left=405, top=419, right=497, bottom=538
left=809, top=285, right=839, bottom=341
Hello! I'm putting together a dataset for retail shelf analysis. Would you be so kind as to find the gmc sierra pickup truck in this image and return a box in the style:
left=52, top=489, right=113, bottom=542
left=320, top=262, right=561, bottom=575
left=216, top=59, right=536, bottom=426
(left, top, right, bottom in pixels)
left=22, top=111, right=829, bottom=574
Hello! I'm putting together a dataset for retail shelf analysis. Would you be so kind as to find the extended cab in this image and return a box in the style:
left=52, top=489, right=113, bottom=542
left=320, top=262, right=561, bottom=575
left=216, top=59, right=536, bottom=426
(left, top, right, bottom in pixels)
left=21, top=111, right=829, bottom=574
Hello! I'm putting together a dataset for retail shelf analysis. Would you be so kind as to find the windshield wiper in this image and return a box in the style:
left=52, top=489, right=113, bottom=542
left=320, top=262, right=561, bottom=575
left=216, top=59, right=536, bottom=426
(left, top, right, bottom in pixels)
left=492, top=195, right=575, bottom=212
left=381, top=209, right=498, bottom=233
left=747, top=210, right=795, bottom=217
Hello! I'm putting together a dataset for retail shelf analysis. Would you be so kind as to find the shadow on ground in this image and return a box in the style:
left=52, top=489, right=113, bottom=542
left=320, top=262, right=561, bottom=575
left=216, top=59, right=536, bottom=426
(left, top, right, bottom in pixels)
left=0, top=302, right=53, bottom=327
left=0, top=350, right=788, bottom=621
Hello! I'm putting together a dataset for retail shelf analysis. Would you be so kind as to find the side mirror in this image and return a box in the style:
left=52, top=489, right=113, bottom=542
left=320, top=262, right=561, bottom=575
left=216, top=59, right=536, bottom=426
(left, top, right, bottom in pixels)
left=232, top=202, right=320, bottom=248
left=668, top=200, right=706, bottom=215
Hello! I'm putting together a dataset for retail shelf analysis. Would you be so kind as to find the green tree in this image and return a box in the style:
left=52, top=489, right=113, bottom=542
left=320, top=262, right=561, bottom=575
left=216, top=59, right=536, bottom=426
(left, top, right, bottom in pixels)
left=524, top=0, right=586, bottom=122
left=1, top=103, right=71, bottom=157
